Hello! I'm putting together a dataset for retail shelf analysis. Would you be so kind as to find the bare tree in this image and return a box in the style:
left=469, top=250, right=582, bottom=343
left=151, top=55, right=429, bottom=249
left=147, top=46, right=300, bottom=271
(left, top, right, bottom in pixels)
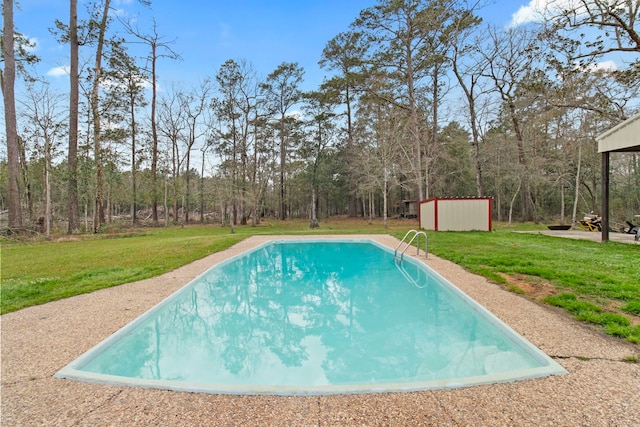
left=481, top=25, right=541, bottom=221
left=449, top=9, right=487, bottom=197
left=20, top=83, right=67, bottom=237
left=119, top=17, right=180, bottom=225
left=544, top=0, right=640, bottom=62
left=354, top=94, right=406, bottom=227
left=179, top=79, right=211, bottom=224
left=157, top=86, right=186, bottom=224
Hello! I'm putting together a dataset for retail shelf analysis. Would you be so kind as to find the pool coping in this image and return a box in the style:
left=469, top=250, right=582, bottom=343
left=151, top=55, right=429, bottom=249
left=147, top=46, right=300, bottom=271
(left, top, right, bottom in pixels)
left=2, top=234, right=639, bottom=426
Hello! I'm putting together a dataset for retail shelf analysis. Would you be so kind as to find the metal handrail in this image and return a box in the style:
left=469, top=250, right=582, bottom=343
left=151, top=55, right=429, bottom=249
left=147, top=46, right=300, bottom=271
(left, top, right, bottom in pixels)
left=394, top=229, right=428, bottom=261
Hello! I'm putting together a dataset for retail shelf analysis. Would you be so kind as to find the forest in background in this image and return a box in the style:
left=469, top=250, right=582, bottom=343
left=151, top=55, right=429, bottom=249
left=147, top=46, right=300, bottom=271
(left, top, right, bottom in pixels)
left=1, top=0, right=639, bottom=236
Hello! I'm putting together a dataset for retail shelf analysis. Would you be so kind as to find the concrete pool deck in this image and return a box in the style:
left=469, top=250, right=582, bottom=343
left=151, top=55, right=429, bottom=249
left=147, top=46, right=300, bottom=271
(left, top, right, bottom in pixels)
left=2, top=235, right=639, bottom=426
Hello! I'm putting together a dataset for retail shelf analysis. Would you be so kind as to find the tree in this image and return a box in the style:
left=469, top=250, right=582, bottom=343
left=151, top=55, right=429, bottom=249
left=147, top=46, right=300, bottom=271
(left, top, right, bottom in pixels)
left=67, top=0, right=80, bottom=233
left=320, top=31, right=367, bottom=216
left=353, top=0, right=429, bottom=201
left=481, top=25, right=541, bottom=221
left=213, top=59, right=243, bottom=230
left=120, top=17, right=180, bottom=224
left=543, top=0, right=640, bottom=63
left=352, top=0, right=466, bottom=201
left=104, top=42, right=148, bottom=225
left=20, top=83, right=67, bottom=237
left=157, top=85, right=187, bottom=224
left=301, top=90, right=339, bottom=228
left=2, top=0, right=22, bottom=229
left=179, top=79, right=211, bottom=224
left=430, top=121, right=474, bottom=197
left=261, top=62, right=304, bottom=220
left=86, top=0, right=115, bottom=232
left=415, top=0, right=462, bottom=199
left=354, top=91, right=406, bottom=227
left=448, top=8, right=487, bottom=196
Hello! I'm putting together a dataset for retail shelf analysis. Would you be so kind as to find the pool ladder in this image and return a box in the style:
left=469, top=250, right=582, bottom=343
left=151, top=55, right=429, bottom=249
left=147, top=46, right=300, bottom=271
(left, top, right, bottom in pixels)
left=394, top=229, right=428, bottom=261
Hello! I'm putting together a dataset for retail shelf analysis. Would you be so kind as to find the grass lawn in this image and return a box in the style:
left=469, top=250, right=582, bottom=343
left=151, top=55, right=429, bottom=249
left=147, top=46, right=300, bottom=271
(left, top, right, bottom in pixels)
left=1, top=218, right=639, bottom=343
left=427, top=229, right=640, bottom=343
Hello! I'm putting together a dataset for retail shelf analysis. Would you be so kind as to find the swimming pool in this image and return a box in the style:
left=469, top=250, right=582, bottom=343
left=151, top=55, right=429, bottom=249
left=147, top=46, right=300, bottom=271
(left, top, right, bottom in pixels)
left=56, top=239, right=566, bottom=395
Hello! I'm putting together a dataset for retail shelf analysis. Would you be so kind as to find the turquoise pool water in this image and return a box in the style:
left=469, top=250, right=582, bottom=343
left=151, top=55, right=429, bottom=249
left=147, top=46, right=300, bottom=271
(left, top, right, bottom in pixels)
left=56, top=239, right=565, bottom=394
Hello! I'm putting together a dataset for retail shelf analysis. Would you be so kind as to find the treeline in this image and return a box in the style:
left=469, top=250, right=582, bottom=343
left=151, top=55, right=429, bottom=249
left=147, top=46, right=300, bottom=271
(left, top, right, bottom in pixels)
left=2, top=0, right=639, bottom=235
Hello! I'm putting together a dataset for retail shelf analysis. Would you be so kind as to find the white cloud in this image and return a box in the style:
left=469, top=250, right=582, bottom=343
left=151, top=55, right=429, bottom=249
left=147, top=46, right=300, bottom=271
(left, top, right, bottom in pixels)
left=113, top=8, right=128, bottom=18
left=102, top=74, right=152, bottom=91
left=24, top=37, right=39, bottom=53
left=286, top=110, right=303, bottom=120
left=509, top=0, right=584, bottom=27
left=46, top=66, right=70, bottom=77
left=586, top=60, right=618, bottom=72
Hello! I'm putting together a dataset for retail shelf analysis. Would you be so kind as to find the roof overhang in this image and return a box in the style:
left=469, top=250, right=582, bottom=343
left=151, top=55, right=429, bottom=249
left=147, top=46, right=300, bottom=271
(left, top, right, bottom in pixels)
left=596, top=111, right=640, bottom=153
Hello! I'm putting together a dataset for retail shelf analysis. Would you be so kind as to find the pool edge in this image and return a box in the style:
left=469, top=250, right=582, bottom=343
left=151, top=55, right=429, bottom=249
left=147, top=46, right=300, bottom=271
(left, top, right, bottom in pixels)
left=54, top=235, right=568, bottom=396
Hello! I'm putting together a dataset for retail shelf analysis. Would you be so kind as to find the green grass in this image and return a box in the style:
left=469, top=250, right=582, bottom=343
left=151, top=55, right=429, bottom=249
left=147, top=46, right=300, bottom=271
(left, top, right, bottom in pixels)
left=426, top=230, right=640, bottom=302
left=0, top=218, right=401, bottom=313
left=1, top=219, right=639, bottom=343
left=1, top=226, right=247, bottom=313
left=425, top=229, right=640, bottom=343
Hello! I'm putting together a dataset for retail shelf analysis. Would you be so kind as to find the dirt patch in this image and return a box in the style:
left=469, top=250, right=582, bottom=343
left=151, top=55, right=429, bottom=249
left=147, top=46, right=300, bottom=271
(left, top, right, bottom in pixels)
left=604, top=300, right=640, bottom=326
left=499, top=274, right=640, bottom=326
left=55, top=236, right=81, bottom=242
left=498, top=273, right=558, bottom=300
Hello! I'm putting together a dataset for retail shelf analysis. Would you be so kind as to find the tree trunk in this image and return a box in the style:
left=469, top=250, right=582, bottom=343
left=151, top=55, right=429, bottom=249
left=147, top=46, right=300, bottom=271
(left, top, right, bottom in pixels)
left=507, top=101, right=532, bottom=221
left=571, top=143, right=582, bottom=227
left=172, top=151, right=178, bottom=225
left=151, top=43, right=159, bottom=224
left=406, top=47, right=424, bottom=201
left=45, top=139, right=52, bottom=238
left=346, top=85, right=358, bottom=217
left=560, top=180, right=566, bottom=225
left=184, top=149, right=191, bottom=224
left=163, top=172, right=169, bottom=226
left=279, top=114, right=287, bottom=220
left=310, top=186, right=319, bottom=228
left=17, top=136, right=33, bottom=222
left=200, top=149, right=205, bottom=223
left=508, top=181, right=521, bottom=225
left=2, top=0, right=23, bottom=229
left=428, top=65, right=441, bottom=199
left=383, top=176, right=388, bottom=229
left=91, top=0, right=111, bottom=233
left=129, top=102, right=137, bottom=225
left=67, top=0, right=80, bottom=233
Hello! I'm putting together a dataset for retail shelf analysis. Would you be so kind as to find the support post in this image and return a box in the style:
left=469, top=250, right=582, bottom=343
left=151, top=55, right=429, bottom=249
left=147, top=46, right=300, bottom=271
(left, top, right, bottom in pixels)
left=601, top=152, right=610, bottom=242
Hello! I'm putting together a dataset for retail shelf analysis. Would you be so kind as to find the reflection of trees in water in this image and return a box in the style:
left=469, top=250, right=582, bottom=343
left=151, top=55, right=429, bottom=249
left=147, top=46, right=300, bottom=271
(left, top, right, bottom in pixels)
left=84, top=242, right=536, bottom=384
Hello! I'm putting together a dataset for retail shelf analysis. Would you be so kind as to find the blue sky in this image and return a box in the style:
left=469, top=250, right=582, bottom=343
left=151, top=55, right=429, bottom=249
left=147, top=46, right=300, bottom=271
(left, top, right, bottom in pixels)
left=15, top=1, right=536, bottom=92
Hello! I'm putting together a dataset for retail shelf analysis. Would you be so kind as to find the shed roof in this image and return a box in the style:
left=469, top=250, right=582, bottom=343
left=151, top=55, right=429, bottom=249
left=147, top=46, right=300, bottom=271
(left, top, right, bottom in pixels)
left=596, top=111, right=640, bottom=153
